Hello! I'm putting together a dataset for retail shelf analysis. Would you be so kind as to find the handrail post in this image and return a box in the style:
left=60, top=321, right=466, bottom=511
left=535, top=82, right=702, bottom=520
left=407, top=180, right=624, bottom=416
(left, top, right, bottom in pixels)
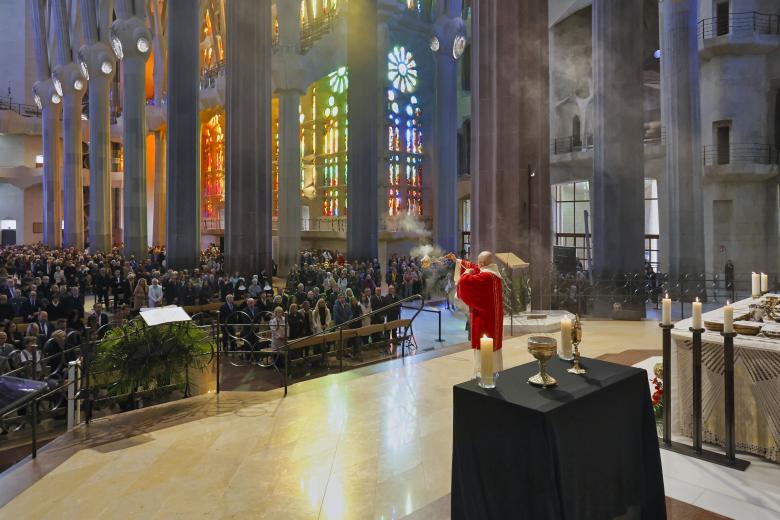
left=435, top=308, right=444, bottom=342
left=215, top=315, right=221, bottom=394
left=339, top=328, right=343, bottom=372
left=31, top=399, right=38, bottom=459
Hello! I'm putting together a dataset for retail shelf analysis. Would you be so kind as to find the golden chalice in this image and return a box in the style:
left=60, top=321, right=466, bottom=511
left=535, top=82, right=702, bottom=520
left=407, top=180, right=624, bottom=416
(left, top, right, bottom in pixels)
left=527, top=336, right=558, bottom=387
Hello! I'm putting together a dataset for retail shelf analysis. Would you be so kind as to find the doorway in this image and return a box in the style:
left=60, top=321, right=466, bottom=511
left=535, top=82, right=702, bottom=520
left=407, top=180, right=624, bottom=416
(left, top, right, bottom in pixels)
left=716, top=124, right=731, bottom=165
left=716, top=2, right=729, bottom=36
left=1, top=220, right=17, bottom=246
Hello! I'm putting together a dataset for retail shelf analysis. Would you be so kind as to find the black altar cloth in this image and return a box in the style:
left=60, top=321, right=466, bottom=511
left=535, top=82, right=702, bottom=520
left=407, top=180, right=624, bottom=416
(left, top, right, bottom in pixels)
left=451, top=357, right=666, bottom=520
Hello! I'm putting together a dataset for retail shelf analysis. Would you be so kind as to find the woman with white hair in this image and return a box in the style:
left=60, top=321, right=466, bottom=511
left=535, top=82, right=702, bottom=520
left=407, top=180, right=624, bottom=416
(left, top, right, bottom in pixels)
left=148, top=278, right=163, bottom=308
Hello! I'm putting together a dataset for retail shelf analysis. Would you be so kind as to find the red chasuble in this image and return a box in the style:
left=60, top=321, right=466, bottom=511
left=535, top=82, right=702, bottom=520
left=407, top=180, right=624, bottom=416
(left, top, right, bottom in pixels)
left=456, top=259, right=504, bottom=350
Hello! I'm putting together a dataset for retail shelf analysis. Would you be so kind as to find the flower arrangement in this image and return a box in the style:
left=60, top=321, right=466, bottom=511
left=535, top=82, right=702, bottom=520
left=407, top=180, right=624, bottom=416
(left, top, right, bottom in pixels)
left=651, top=376, right=663, bottom=436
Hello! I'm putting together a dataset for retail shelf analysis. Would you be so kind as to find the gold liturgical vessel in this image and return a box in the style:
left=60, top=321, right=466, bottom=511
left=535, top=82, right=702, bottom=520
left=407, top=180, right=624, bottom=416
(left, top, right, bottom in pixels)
left=567, top=315, right=587, bottom=375
left=527, top=336, right=558, bottom=387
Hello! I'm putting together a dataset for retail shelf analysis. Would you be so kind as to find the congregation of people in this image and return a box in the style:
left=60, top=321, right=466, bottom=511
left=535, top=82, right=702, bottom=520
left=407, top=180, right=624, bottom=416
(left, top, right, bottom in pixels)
left=0, top=244, right=452, bottom=375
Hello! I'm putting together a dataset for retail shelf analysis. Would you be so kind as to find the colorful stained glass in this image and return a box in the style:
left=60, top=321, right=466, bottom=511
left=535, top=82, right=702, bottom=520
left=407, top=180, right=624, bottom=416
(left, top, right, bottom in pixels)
left=388, top=47, right=418, bottom=94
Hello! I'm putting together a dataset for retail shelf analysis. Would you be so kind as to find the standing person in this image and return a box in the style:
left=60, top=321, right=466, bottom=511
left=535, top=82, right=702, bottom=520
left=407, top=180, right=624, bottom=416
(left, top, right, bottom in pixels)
left=333, top=293, right=352, bottom=327
left=446, top=251, right=504, bottom=375
left=348, top=296, right=363, bottom=358
left=312, top=298, right=331, bottom=334
left=148, top=279, right=164, bottom=308
left=133, top=278, right=149, bottom=311
left=370, top=287, right=385, bottom=344
left=269, top=306, right=288, bottom=369
left=444, top=272, right=454, bottom=310
left=384, top=285, right=401, bottom=354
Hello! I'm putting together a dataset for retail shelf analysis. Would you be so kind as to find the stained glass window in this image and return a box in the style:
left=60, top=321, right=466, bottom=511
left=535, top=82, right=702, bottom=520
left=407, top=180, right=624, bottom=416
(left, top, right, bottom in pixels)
left=201, top=112, right=225, bottom=231
left=299, top=68, right=349, bottom=217
left=387, top=48, right=423, bottom=216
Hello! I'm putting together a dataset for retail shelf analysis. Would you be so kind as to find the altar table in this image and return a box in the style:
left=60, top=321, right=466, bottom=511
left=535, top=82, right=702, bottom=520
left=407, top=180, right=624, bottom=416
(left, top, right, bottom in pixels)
left=673, top=296, right=780, bottom=462
left=451, top=358, right=665, bottom=520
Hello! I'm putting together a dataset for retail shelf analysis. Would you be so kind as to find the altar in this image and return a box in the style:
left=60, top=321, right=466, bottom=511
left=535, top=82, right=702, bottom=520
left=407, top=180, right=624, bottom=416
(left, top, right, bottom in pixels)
left=672, top=296, right=780, bottom=462
left=451, top=358, right=665, bottom=519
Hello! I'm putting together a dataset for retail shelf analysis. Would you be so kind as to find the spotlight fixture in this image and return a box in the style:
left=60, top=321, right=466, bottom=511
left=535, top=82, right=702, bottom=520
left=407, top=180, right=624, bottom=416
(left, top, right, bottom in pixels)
left=136, top=37, right=150, bottom=53
left=430, top=36, right=440, bottom=53
left=80, top=60, right=89, bottom=80
left=654, top=49, right=661, bottom=59
left=53, top=77, right=63, bottom=97
left=51, top=93, right=61, bottom=104
left=111, top=36, right=124, bottom=60
left=101, top=61, right=113, bottom=75
left=33, top=94, right=42, bottom=110
left=73, top=79, right=84, bottom=91
left=453, top=34, right=466, bottom=60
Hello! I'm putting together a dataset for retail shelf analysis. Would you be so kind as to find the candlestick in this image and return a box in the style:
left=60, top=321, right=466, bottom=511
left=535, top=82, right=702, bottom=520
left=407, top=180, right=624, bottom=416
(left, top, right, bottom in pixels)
left=479, top=336, right=494, bottom=388
left=559, top=318, right=573, bottom=360
left=761, top=273, right=768, bottom=293
left=752, top=272, right=760, bottom=298
left=662, top=294, right=672, bottom=325
left=723, top=301, right=734, bottom=334
left=692, top=297, right=702, bottom=330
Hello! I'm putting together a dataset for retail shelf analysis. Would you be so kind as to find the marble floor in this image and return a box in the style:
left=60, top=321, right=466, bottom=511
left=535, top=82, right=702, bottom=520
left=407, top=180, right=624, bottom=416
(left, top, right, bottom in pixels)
left=1, top=320, right=779, bottom=519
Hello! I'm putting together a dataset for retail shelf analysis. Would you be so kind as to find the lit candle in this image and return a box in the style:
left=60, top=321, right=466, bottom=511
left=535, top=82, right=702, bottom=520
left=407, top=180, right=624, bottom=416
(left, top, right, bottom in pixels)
left=692, top=297, right=702, bottom=330
left=662, top=293, right=672, bottom=326
left=480, top=336, right=494, bottom=386
left=752, top=272, right=760, bottom=298
left=559, top=318, right=573, bottom=359
left=723, top=300, right=734, bottom=334
left=761, top=273, right=768, bottom=293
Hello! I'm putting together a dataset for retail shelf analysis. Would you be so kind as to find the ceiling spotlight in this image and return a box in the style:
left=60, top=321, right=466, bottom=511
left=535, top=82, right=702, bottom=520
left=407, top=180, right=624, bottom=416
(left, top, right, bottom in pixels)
left=429, top=36, right=440, bottom=53
left=136, top=37, right=150, bottom=53
left=453, top=34, right=466, bottom=60
left=73, top=79, right=84, bottom=91
left=80, top=60, right=89, bottom=80
left=33, top=94, right=42, bottom=110
left=51, top=93, right=61, bottom=104
left=53, top=77, right=63, bottom=97
left=101, top=61, right=113, bottom=75
left=111, top=36, right=124, bottom=60
left=654, top=49, right=661, bottom=59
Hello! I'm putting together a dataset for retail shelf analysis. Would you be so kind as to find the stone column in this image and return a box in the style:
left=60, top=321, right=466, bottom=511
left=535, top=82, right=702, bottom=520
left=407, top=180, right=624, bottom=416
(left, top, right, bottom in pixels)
left=225, top=0, right=273, bottom=276
left=471, top=0, right=551, bottom=308
left=275, top=0, right=305, bottom=276
left=432, top=0, right=464, bottom=254
left=114, top=0, right=151, bottom=259
left=346, top=0, right=379, bottom=261
left=80, top=0, right=116, bottom=253
left=591, top=0, right=645, bottom=309
left=166, top=0, right=200, bottom=269
left=277, top=89, right=303, bottom=276
left=660, top=0, right=704, bottom=281
left=153, top=130, right=166, bottom=246
left=31, top=0, right=63, bottom=248
left=52, top=0, right=86, bottom=250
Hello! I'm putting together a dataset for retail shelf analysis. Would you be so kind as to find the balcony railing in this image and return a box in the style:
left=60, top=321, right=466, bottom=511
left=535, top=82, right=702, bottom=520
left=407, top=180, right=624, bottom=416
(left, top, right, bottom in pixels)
left=200, top=60, right=225, bottom=90
left=300, top=9, right=342, bottom=52
left=702, top=143, right=779, bottom=166
left=552, top=128, right=665, bottom=155
left=0, top=96, right=41, bottom=118
left=698, top=11, right=780, bottom=40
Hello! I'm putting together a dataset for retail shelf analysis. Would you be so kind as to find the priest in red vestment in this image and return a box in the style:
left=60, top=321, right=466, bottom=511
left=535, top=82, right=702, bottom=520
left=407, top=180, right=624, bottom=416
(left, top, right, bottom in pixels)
left=447, top=251, right=504, bottom=374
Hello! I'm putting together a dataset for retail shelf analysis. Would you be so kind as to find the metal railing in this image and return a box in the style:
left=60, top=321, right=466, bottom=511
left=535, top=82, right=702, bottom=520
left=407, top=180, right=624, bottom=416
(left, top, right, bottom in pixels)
left=300, top=9, right=343, bottom=52
left=552, top=128, right=666, bottom=155
left=699, top=11, right=780, bottom=40
left=200, top=60, right=225, bottom=90
left=0, top=96, right=42, bottom=118
left=215, top=294, right=426, bottom=395
left=702, top=143, right=779, bottom=166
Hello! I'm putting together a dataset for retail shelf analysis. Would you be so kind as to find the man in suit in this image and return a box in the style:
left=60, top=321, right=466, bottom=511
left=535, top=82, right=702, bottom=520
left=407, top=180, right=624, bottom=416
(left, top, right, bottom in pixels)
left=0, top=294, right=13, bottom=322
left=370, top=287, right=385, bottom=343
left=63, top=286, right=85, bottom=320
left=25, top=290, right=41, bottom=321
left=91, top=303, right=110, bottom=328
left=46, top=294, right=67, bottom=322
left=36, top=310, right=52, bottom=341
left=219, top=294, right=238, bottom=351
left=384, top=285, right=401, bottom=354
left=10, top=288, right=28, bottom=318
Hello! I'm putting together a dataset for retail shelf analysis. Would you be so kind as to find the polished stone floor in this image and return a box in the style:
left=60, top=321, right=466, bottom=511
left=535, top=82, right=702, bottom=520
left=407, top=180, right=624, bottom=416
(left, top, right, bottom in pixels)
left=1, top=320, right=779, bottom=519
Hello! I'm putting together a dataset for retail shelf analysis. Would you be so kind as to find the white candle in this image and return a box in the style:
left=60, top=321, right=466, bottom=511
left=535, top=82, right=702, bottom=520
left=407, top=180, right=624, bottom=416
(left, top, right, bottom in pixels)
left=761, top=273, right=768, bottom=293
left=559, top=318, right=573, bottom=359
left=723, top=300, right=734, bottom=334
left=480, top=336, right=494, bottom=386
left=692, top=297, right=702, bottom=330
left=752, top=272, right=760, bottom=298
left=662, top=294, right=672, bottom=326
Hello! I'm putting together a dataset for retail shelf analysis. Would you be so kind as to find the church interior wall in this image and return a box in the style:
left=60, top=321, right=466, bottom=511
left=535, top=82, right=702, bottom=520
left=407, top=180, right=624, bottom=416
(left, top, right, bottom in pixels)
left=0, top=183, right=24, bottom=245
left=22, top=183, right=42, bottom=245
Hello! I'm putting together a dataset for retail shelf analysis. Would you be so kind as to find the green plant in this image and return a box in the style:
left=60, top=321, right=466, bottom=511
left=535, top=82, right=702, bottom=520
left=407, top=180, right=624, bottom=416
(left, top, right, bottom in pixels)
left=91, top=321, right=214, bottom=397
left=504, top=273, right=531, bottom=313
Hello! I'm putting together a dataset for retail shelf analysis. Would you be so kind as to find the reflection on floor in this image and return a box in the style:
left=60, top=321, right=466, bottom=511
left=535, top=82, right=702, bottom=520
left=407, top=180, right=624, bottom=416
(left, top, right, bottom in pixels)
left=0, top=320, right=778, bottom=519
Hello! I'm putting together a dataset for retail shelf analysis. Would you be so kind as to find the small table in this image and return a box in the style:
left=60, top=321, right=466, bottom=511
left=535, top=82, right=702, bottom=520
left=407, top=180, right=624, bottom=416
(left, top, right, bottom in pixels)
left=451, top=358, right=665, bottom=520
